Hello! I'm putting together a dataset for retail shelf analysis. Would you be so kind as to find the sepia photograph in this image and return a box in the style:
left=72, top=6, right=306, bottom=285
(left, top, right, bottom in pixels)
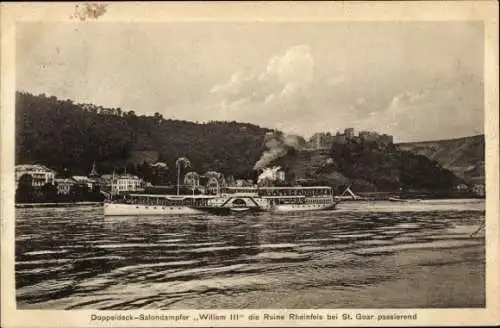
left=1, top=2, right=499, bottom=327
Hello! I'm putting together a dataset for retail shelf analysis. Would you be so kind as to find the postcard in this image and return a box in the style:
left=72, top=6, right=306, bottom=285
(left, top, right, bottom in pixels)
left=1, top=1, right=499, bottom=327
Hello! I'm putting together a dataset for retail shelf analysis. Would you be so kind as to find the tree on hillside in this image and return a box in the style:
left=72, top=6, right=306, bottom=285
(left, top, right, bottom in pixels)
left=16, top=92, right=272, bottom=179
left=184, top=171, right=200, bottom=189
left=16, top=174, right=34, bottom=203
left=40, top=182, right=58, bottom=203
left=69, top=183, right=89, bottom=202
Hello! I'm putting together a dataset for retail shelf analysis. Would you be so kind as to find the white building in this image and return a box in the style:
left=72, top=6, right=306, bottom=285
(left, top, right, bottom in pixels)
left=15, top=164, right=56, bottom=189
left=71, top=176, right=97, bottom=189
left=472, top=184, right=485, bottom=197
left=111, top=175, right=145, bottom=195
left=54, top=178, right=76, bottom=195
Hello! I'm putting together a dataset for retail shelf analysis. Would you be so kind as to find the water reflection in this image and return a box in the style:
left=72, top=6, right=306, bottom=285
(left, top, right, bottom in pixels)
left=15, top=200, right=485, bottom=309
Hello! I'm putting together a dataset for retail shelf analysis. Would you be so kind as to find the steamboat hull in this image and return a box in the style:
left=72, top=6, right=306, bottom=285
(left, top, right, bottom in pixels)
left=103, top=203, right=206, bottom=216
left=103, top=202, right=338, bottom=216
left=271, top=202, right=339, bottom=212
left=103, top=203, right=266, bottom=216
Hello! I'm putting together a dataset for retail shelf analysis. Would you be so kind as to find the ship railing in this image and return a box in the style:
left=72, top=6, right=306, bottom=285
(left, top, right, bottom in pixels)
left=260, top=195, right=307, bottom=198
left=220, top=192, right=259, bottom=197
left=128, top=193, right=216, bottom=199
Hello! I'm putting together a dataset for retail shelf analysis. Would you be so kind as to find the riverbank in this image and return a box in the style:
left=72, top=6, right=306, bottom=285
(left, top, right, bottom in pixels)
left=15, top=202, right=103, bottom=208
left=335, top=198, right=485, bottom=212
left=357, top=191, right=483, bottom=201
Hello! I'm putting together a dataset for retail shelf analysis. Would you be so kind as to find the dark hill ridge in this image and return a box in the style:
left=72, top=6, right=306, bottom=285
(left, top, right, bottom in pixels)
left=16, top=92, right=467, bottom=192
left=277, top=141, right=459, bottom=193
left=15, top=92, right=272, bottom=181
left=397, top=135, right=485, bottom=183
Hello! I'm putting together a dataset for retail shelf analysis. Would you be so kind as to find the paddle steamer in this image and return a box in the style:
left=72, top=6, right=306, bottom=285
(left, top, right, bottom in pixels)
left=103, top=186, right=339, bottom=216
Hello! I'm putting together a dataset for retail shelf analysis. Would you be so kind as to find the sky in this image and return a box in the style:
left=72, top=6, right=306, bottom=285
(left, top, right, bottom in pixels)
left=16, top=21, right=484, bottom=142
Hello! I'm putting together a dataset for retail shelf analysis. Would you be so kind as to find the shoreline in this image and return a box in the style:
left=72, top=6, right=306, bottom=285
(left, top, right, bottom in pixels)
left=15, top=202, right=103, bottom=209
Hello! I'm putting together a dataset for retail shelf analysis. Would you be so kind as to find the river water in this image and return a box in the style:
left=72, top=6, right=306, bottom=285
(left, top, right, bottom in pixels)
left=16, top=199, right=485, bottom=309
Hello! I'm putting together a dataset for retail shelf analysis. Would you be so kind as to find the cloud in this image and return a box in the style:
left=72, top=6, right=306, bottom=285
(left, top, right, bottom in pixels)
left=266, top=45, right=314, bottom=86
left=357, top=89, right=439, bottom=138
left=17, top=22, right=483, bottom=143
left=209, top=45, right=318, bottom=128
left=208, top=42, right=482, bottom=142
left=357, top=78, right=483, bottom=142
left=387, top=90, right=431, bottom=112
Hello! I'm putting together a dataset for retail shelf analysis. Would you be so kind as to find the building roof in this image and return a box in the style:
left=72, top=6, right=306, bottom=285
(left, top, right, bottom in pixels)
left=116, top=174, right=142, bottom=180
left=15, top=164, right=56, bottom=173
left=55, top=178, right=76, bottom=184
left=72, top=175, right=89, bottom=181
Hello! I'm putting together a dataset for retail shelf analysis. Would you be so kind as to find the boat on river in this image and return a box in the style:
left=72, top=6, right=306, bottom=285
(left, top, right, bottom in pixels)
left=103, top=186, right=340, bottom=216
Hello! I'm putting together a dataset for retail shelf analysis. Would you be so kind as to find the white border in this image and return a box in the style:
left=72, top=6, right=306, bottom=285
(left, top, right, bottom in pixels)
left=1, top=2, right=499, bottom=327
